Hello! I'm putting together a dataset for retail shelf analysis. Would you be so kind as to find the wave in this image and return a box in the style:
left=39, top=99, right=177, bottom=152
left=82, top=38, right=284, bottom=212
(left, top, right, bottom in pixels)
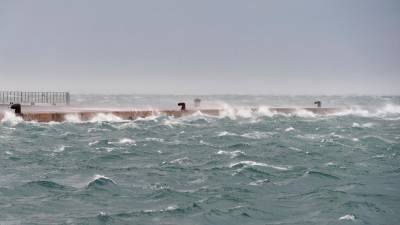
left=64, top=113, right=126, bottom=123
left=218, top=103, right=319, bottom=119
left=169, top=157, right=192, bottom=165
left=330, top=103, right=400, bottom=118
left=112, top=203, right=201, bottom=218
left=108, top=138, right=136, bottom=145
left=241, top=131, right=272, bottom=139
left=352, top=122, right=374, bottom=128
left=134, top=112, right=161, bottom=121
left=216, top=103, right=400, bottom=120
left=87, top=174, right=116, bottom=188
left=161, top=111, right=214, bottom=128
left=230, top=160, right=290, bottom=171
left=1, top=111, right=23, bottom=125
left=90, top=113, right=124, bottom=122
left=217, top=131, right=237, bottom=137
left=376, top=103, right=400, bottom=115
left=64, top=114, right=82, bottom=123
left=54, top=145, right=69, bottom=152
left=162, top=116, right=184, bottom=127
left=249, top=179, right=269, bottom=186
left=338, top=214, right=356, bottom=221
left=217, top=150, right=245, bottom=158
left=145, top=137, right=165, bottom=142
left=285, top=127, right=295, bottom=132
left=22, top=180, right=68, bottom=190
left=305, top=171, right=340, bottom=180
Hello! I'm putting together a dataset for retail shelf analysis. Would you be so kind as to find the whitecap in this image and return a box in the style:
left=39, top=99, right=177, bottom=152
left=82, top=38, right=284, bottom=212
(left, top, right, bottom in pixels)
left=162, top=117, right=183, bottom=127
left=218, top=103, right=238, bottom=120
left=88, top=140, right=99, bottom=146
left=217, top=103, right=255, bottom=120
left=145, top=137, right=164, bottom=142
left=292, top=109, right=316, bottom=117
left=241, top=131, right=271, bottom=139
left=199, top=140, right=215, bottom=147
left=288, top=147, right=303, bottom=152
left=88, top=174, right=116, bottom=186
left=217, top=150, right=245, bottom=158
left=90, top=113, right=124, bottom=122
left=285, top=127, right=295, bottom=132
left=144, top=205, right=179, bottom=213
left=114, top=122, right=139, bottom=129
left=108, top=138, right=136, bottom=145
left=249, top=179, right=269, bottom=186
left=1, top=111, right=23, bottom=125
left=230, top=160, right=290, bottom=171
left=329, top=104, right=400, bottom=118
left=54, top=145, right=69, bottom=152
left=236, top=108, right=253, bottom=118
left=376, top=103, right=400, bottom=115
left=330, top=107, right=371, bottom=117
left=135, top=112, right=161, bottom=121
left=324, top=162, right=336, bottom=166
left=372, top=154, right=385, bottom=158
left=338, top=214, right=355, bottom=221
left=255, top=106, right=277, bottom=117
left=119, top=138, right=136, bottom=144
left=352, top=122, right=374, bottom=128
left=64, top=114, right=82, bottom=123
left=170, top=157, right=191, bottom=165
left=217, top=131, right=237, bottom=137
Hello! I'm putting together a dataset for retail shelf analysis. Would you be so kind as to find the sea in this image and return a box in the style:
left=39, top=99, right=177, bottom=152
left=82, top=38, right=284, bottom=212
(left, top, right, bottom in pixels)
left=0, top=95, right=399, bottom=225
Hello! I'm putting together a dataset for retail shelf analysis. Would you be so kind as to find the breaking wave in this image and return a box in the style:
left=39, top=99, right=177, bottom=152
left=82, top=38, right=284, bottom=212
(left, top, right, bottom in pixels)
left=64, top=114, right=82, bottom=123
left=338, top=214, right=356, bottom=221
left=108, top=138, right=136, bottom=145
left=230, top=160, right=290, bottom=171
left=330, top=103, right=400, bottom=118
left=87, top=175, right=116, bottom=188
left=1, top=111, right=23, bottom=125
left=90, top=113, right=124, bottom=122
left=4, top=102, right=400, bottom=125
left=64, top=113, right=125, bottom=123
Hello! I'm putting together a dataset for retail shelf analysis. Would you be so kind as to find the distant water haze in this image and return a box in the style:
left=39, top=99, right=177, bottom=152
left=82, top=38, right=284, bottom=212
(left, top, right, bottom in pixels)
left=0, top=0, right=399, bottom=95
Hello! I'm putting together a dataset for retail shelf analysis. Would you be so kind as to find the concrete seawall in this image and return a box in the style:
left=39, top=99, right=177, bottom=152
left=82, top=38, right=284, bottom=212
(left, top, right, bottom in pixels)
left=0, top=106, right=343, bottom=122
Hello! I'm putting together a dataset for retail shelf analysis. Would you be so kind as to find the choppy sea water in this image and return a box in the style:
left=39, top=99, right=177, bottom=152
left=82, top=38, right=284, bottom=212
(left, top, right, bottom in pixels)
left=0, top=95, right=399, bottom=225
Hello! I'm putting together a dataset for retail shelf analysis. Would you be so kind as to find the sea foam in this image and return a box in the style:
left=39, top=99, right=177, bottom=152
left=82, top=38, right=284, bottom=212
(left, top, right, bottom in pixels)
left=1, top=111, right=23, bottom=125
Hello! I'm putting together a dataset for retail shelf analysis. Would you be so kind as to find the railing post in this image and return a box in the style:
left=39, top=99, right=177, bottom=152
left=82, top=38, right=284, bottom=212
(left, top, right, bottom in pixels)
left=66, top=92, right=70, bottom=105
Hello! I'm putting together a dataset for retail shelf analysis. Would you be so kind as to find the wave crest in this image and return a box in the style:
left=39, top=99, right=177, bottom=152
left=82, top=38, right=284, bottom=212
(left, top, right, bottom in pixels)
left=1, top=111, right=23, bottom=125
left=87, top=175, right=116, bottom=188
left=230, top=160, right=290, bottom=171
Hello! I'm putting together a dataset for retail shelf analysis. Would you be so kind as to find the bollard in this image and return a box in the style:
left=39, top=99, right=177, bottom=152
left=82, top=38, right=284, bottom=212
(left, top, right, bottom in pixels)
left=178, top=102, right=186, bottom=111
left=194, top=98, right=201, bottom=107
left=10, top=103, right=22, bottom=114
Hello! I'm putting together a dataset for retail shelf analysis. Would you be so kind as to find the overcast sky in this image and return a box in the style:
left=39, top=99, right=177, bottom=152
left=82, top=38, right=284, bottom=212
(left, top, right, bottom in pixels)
left=0, top=0, right=399, bottom=94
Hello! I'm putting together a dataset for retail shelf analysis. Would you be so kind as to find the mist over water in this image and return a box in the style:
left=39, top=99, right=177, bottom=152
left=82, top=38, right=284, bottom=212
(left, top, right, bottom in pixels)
left=1, top=95, right=399, bottom=224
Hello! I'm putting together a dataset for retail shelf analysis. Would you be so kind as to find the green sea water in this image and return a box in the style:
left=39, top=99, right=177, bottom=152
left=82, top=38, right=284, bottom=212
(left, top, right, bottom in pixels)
left=0, top=95, right=399, bottom=225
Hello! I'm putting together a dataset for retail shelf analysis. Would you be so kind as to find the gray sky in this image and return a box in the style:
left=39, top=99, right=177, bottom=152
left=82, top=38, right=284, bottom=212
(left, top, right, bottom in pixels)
left=0, top=0, right=399, bottom=95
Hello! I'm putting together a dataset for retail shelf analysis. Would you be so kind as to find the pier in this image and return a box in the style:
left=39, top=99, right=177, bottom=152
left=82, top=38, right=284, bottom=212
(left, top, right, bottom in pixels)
left=0, top=105, right=342, bottom=122
left=0, top=93, right=343, bottom=122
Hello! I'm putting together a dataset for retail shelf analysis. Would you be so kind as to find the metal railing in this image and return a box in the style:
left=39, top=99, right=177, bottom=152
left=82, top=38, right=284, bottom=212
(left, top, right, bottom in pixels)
left=0, top=91, right=70, bottom=105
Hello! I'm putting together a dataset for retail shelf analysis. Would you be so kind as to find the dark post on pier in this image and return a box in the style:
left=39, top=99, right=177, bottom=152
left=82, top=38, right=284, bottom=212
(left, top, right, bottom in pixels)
left=0, top=91, right=70, bottom=105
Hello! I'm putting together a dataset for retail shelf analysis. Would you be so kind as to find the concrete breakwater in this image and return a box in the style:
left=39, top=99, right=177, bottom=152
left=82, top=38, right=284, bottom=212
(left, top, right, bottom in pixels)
left=0, top=106, right=342, bottom=122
